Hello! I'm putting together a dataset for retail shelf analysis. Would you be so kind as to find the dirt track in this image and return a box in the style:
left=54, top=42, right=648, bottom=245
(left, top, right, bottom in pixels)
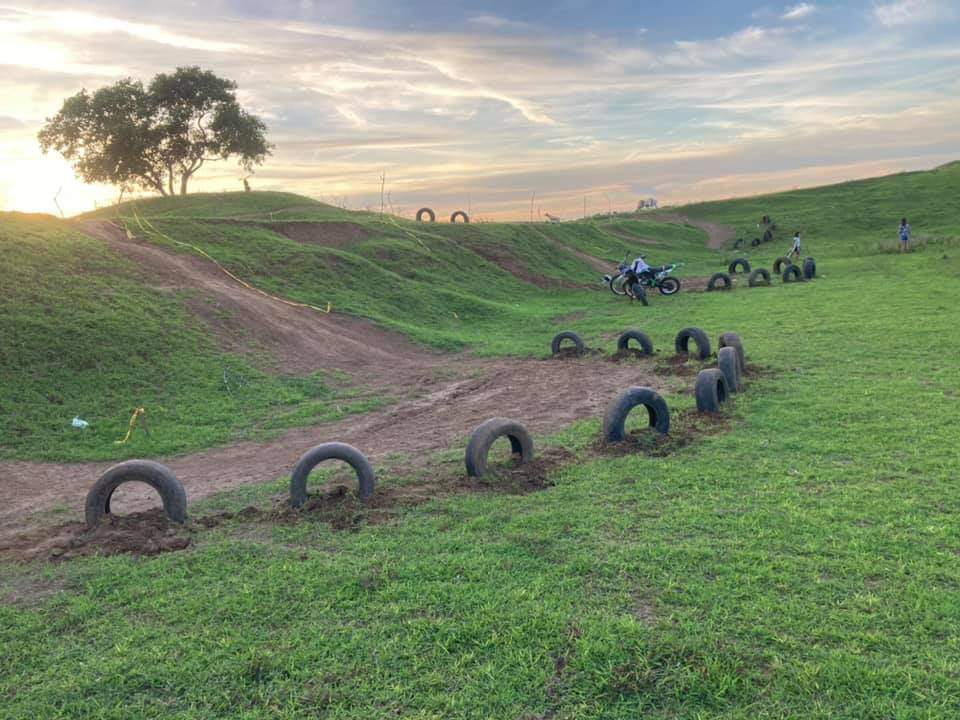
left=0, top=224, right=689, bottom=547
left=649, top=213, right=735, bottom=250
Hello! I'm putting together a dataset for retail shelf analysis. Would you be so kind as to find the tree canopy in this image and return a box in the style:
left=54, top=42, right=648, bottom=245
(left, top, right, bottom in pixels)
left=38, top=67, right=272, bottom=196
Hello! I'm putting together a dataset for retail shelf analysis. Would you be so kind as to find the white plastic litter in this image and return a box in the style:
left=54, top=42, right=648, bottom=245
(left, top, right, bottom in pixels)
left=71, top=417, right=89, bottom=429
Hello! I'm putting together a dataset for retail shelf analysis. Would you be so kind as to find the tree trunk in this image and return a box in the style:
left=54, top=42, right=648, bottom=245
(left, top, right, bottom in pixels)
left=167, top=167, right=175, bottom=197
left=180, top=172, right=190, bottom=195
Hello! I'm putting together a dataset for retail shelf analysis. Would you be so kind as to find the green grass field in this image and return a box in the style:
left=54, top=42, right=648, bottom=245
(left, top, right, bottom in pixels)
left=3, top=163, right=960, bottom=718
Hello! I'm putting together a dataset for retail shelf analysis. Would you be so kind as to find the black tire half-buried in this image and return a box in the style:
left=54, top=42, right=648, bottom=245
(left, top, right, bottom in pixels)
left=415, top=207, right=435, bottom=223
left=707, top=272, right=732, bottom=291
left=675, top=327, right=711, bottom=360
left=718, top=331, right=746, bottom=372
left=616, top=329, right=654, bottom=355
left=290, top=442, right=375, bottom=507
left=695, top=368, right=730, bottom=412
left=465, top=417, right=534, bottom=477
left=551, top=331, right=585, bottom=356
left=803, top=257, right=817, bottom=279
left=85, top=459, right=187, bottom=528
left=773, top=256, right=792, bottom=274
left=718, top=346, right=741, bottom=393
left=748, top=268, right=771, bottom=286
left=782, top=264, right=804, bottom=282
left=450, top=210, right=469, bottom=223
left=728, top=258, right=751, bottom=274
left=602, top=387, right=670, bottom=441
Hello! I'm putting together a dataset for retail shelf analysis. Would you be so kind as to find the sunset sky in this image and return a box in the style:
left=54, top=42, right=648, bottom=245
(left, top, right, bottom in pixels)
left=1, top=0, right=959, bottom=219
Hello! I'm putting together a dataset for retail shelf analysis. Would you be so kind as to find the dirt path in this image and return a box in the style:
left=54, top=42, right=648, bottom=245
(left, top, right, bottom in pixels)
left=649, top=213, right=735, bottom=250
left=0, top=356, right=684, bottom=542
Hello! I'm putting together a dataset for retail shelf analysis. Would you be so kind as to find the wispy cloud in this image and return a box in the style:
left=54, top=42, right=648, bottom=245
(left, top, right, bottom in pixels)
left=873, top=0, right=953, bottom=26
left=783, top=3, right=817, bottom=20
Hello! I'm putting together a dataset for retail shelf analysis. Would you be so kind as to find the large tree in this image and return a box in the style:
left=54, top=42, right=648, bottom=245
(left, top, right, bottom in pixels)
left=38, top=67, right=271, bottom=196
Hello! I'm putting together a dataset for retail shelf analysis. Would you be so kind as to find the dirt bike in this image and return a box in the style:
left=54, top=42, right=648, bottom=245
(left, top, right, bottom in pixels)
left=604, top=258, right=682, bottom=305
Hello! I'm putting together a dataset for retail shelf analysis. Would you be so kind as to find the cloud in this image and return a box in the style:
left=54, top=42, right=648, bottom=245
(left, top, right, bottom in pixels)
left=873, top=0, right=952, bottom=26
left=783, top=3, right=817, bottom=20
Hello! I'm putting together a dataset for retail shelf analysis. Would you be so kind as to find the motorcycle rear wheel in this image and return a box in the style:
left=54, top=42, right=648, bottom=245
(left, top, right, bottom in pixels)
left=658, top=277, right=681, bottom=295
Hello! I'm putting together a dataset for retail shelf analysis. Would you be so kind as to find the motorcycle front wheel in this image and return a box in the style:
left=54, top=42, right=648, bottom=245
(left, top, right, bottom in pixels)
left=658, top=277, right=681, bottom=295
left=629, top=283, right=649, bottom=306
left=609, top=274, right=629, bottom=296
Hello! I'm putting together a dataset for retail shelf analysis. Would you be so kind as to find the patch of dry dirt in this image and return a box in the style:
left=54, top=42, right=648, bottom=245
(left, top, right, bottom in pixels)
left=649, top=213, right=736, bottom=250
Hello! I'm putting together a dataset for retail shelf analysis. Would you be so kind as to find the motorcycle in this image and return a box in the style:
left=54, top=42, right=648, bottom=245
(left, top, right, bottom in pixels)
left=603, top=257, right=682, bottom=305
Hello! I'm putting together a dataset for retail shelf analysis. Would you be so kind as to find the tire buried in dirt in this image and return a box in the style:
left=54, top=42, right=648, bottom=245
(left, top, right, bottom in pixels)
left=85, top=460, right=187, bottom=528
left=718, top=331, right=746, bottom=372
left=707, top=272, right=732, bottom=291
left=450, top=210, right=470, bottom=223
left=734, top=239, right=744, bottom=249
left=415, top=207, right=436, bottom=223
left=748, top=268, right=771, bottom=287
left=763, top=229, right=773, bottom=243
left=773, top=256, right=792, bottom=274
left=751, top=238, right=761, bottom=247
left=695, top=368, right=730, bottom=413
left=803, top=257, right=817, bottom=279
left=551, top=331, right=585, bottom=356
left=616, top=329, right=654, bottom=355
left=782, top=264, right=804, bottom=282
left=728, top=258, right=751, bottom=274
left=465, top=417, right=534, bottom=477
left=718, top=346, right=741, bottom=393
left=290, top=442, right=375, bottom=507
left=675, top=327, right=711, bottom=360
left=602, top=387, right=670, bottom=442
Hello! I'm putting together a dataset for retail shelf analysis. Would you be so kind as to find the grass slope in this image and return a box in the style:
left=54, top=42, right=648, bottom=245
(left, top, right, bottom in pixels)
left=3, top=163, right=960, bottom=717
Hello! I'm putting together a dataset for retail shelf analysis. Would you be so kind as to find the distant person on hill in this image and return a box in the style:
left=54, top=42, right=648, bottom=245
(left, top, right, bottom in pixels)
left=788, top=231, right=802, bottom=260
left=899, top=217, right=911, bottom=252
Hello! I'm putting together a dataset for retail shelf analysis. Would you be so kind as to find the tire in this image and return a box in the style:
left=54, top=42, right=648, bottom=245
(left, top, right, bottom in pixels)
left=773, top=257, right=792, bottom=274
left=415, top=207, right=435, bottom=223
left=751, top=238, right=761, bottom=247
left=551, top=331, right=585, bottom=356
left=718, top=332, right=746, bottom=372
left=733, top=239, right=744, bottom=249
left=762, top=229, right=773, bottom=243
left=675, top=327, right=711, bottom=360
left=85, top=460, right=187, bottom=528
left=290, top=442, right=376, bottom=507
left=803, top=257, right=816, bottom=279
left=695, top=368, right=730, bottom=413
left=658, top=277, right=680, bottom=295
left=782, top=264, right=804, bottom=283
left=616, top=329, right=654, bottom=355
left=728, top=258, right=751, bottom=274
left=748, top=268, right=771, bottom=287
left=718, top=346, right=741, bottom=393
left=450, top=210, right=470, bottom=224
left=609, top=273, right=629, bottom=296
left=707, top=272, right=732, bottom=291
left=630, top=283, right=649, bottom=306
left=602, top=387, right=670, bottom=441
left=465, top=417, right=534, bottom=477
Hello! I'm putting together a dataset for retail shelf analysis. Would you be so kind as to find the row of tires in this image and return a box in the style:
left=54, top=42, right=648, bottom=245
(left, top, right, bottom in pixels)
left=707, top=257, right=816, bottom=290
left=734, top=227, right=777, bottom=248
left=552, top=325, right=719, bottom=360
left=84, top=328, right=745, bottom=528
left=416, top=208, right=469, bottom=223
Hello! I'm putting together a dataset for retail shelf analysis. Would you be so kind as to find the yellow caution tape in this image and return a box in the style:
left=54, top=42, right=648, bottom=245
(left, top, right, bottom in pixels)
left=115, top=407, right=146, bottom=445
left=122, top=207, right=332, bottom=314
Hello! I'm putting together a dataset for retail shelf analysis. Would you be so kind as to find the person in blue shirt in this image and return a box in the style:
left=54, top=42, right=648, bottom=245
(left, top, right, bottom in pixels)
left=899, top=218, right=911, bottom=253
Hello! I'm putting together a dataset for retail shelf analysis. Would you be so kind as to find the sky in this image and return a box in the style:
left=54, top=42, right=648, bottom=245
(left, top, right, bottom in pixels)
left=1, top=0, right=959, bottom=219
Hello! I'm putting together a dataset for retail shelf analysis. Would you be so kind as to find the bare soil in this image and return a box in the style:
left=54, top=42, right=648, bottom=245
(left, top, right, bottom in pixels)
left=649, top=213, right=736, bottom=250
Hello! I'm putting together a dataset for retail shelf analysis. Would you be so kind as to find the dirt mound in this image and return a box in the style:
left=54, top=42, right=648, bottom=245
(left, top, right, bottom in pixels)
left=0, top=510, right=192, bottom=562
left=467, top=243, right=589, bottom=289
left=266, top=221, right=372, bottom=248
left=595, top=408, right=732, bottom=458
left=76, top=220, right=438, bottom=377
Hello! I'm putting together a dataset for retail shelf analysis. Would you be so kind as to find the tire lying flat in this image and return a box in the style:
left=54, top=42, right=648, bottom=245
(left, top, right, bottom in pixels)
left=602, top=387, right=670, bottom=441
left=616, top=329, right=654, bottom=355
left=551, top=331, right=585, bottom=356
left=695, top=368, right=730, bottom=413
left=85, top=460, right=188, bottom=528
left=290, top=442, right=376, bottom=507
left=465, top=417, right=534, bottom=477
left=675, top=327, right=711, bottom=360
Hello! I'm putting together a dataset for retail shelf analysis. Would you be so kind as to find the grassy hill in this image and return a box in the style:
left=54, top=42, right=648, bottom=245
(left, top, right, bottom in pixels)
left=4, top=163, right=960, bottom=717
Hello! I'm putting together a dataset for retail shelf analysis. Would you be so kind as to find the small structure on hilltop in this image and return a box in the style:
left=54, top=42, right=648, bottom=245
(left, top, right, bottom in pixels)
left=637, top=197, right=658, bottom=211
left=544, top=213, right=561, bottom=224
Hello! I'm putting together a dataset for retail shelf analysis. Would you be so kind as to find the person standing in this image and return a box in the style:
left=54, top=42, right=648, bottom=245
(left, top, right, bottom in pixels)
left=899, top=217, right=911, bottom=253
left=788, top=231, right=802, bottom=261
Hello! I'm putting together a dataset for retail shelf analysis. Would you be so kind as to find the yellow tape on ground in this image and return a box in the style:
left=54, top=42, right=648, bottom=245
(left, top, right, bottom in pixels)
left=123, top=207, right=332, bottom=314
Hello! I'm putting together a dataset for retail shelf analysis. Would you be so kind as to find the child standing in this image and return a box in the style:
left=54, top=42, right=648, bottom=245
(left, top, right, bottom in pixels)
left=899, top=218, right=911, bottom=252
left=788, top=231, right=802, bottom=260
